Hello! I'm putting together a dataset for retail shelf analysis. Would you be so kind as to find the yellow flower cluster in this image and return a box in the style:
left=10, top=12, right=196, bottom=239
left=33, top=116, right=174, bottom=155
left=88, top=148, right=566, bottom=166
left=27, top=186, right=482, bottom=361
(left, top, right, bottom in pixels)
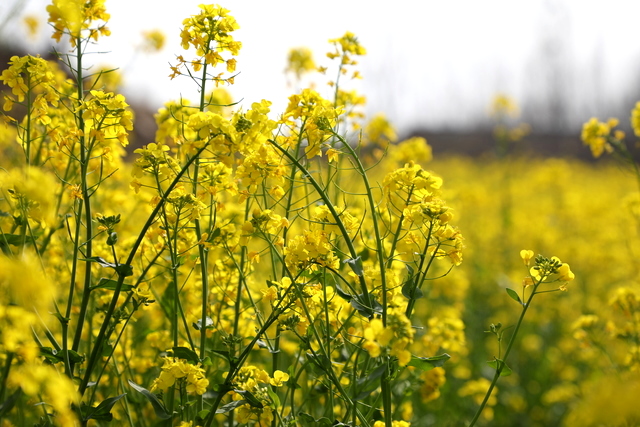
left=527, top=254, right=575, bottom=289
left=311, top=204, right=360, bottom=237
left=47, top=0, right=110, bottom=45
left=580, top=117, right=620, bottom=158
left=420, top=367, right=446, bottom=403
left=150, top=357, right=209, bottom=395
left=228, top=366, right=289, bottom=424
left=171, top=4, right=240, bottom=82
left=286, top=47, right=316, bottom=78
left=363, top=307, right=415, bottom=366
left=284, top=229, right=340, bottom=274
left=327, top=31, right=366, bottom=67
left=282, top=88, right=343, bottom=158
left=240, top=208, right=289, bottom=246
left=82, top=90, right=134, bottom=147
left=0, top=55, right=60, bottom=115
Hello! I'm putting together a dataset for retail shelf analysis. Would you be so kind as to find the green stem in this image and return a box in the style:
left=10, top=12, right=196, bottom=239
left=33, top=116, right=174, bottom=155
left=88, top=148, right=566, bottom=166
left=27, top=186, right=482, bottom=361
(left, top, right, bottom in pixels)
left=268, top=139, right=372, bottom=309
left=71, top=35, right=95, bottom=373
left=468, top=280, right=541, bottom=427
left=78, top=143, right=210, bottom=397
left=0, top=352, right=14, bottom=402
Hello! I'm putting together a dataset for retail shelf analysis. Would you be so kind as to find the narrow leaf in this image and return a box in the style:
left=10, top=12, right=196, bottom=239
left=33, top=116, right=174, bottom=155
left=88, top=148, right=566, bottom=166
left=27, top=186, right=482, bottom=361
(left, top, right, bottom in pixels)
left=234, top=390, right=263, bottom=408
left=215, top=399, right=246, bottom=414
left=334, top=284, right=353, bottom=301
left=344, top=257, right=364, bottom=276
left=506, top=288, right=522, bottom=305
left=487, top=359, right=512, bottom=376
left=0, top=389, right=22, bottom=416
left=407, top=353, right=451, bottom=371
left=80, top=257, right=115, bottom=268
left=170, top=346, right=200, bottom=364
left=91, top=278, right=134, bottom=292
left=82, top=393, right=126, bottom=421
left=127, top=380, right=171, bottom=420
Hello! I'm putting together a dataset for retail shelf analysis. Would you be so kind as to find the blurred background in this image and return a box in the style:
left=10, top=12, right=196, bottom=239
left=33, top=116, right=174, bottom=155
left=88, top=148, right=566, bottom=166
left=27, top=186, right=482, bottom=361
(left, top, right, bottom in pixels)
left=2, top=0, right=639, bottom=157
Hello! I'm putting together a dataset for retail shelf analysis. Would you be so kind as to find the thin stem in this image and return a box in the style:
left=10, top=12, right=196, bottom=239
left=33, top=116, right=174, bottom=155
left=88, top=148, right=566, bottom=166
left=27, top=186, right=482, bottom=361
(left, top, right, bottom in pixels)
left=468, top=280, right=541, bottom=427
left=78, top=143, right=210, bottom=397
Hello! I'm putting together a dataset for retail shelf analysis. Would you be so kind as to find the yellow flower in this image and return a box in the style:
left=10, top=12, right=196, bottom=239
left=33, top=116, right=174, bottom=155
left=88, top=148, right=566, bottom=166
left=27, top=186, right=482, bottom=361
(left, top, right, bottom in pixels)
left=270, top=370, right=290, bottom=387
left=520, top=249, right=534, bottom=266
left=581, top=117, right=614, bottom=158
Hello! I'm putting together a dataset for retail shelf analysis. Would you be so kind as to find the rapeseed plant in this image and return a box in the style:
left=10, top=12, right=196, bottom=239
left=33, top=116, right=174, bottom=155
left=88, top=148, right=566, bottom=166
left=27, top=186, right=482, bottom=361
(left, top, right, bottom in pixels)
left=0, top=2, right=594, bottom=426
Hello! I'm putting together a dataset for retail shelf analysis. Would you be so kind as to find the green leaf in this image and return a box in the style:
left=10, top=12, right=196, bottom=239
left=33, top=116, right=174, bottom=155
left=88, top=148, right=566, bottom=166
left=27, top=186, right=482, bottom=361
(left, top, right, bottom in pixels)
left=401, top=278, right=423, bottom=300
left=170, top=346, right=200, bottom=364
left=127, top=380, right=171, bottom=420
left=297, top=413, right=333, bottom=426
left=234, top=390, right=263, bottom=408
left=81, top=393, right=126, bottom=421
left=354, top=363, right=386, bottom=400
left=0, top=233, right=36, bottom=248
left=114, top=264, right=134, bottom=277
left=210, top=349, right=230, bottom=362
left=91, top=278, right=134, bottom=292
left=407, top=353, right=451, bottom=371
left=267, top=387, right=280, bottom=407
left=334, top=284, right=353, bottom=301
left=80, top=257, right=133, bottom=277
left=298, top=412, right=316, bottom=423
left=0, top=389, right=22, bottom=417
left=349, top=294, right=382, bottom=319
left=306, top=353, right=331, bottom=374
left=506, top=288, right=522, bottom=305
left=344, top=256, right=364, bottom=276
left=196, top=409, right=210, bottom=424
left=40, top=347, right=84, bottom=365
left=487, top=359, right=512, bottom=376
left=215, top=399, right=246, bottom=414
left=80, top=256, right=115, bottom=268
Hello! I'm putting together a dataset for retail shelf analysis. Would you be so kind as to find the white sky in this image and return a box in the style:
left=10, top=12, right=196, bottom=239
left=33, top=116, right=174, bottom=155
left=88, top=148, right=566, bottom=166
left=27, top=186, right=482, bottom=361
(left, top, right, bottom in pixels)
left=2, top=0, right=640, bottom=134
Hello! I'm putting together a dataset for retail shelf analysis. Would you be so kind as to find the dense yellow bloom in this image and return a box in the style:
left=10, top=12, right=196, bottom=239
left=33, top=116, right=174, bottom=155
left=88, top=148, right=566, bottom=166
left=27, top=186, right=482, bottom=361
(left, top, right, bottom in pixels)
left=581, top=117, right=616, bottom=158
left=365, top=113, right=398, bottom=145
left=236, top=142, right=286, bottom=192
left=0, top=55, right=59, bottom=109
left=82, top=90, right=134, bottom=147
left=327, top=31, right=366, bottom=68
left=172, top=4, right=240, bottom=82
left=363, top=308, right=415, bottom=366
left=0, top=166, right=58, bottom=226
left=8, top=364, right=79, bottom=425
left=150, top=357, right=209, bottom=395
left=282, top=89, right=343, bottom=158
left=420, top=367, right=446, bottom=403
left=284, top=229, right=340, bottom=273
left=47, top=0, right=110, bottom=45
